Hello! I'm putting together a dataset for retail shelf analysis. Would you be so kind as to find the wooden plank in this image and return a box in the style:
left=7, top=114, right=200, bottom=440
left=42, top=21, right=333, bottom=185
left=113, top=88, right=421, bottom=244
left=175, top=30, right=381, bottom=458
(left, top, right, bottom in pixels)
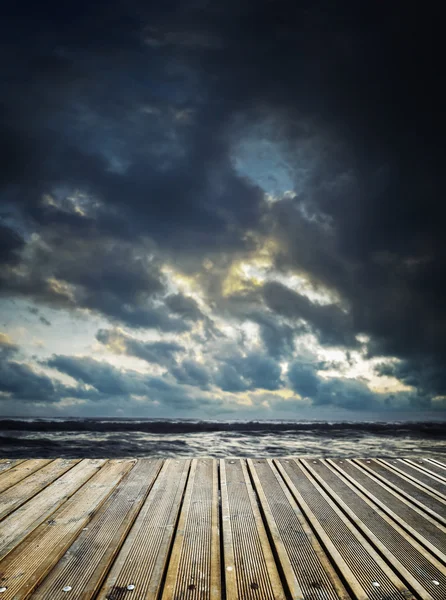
left=220, top=459, right=286, bottom=600
left=0, top=459, right=133, bottom=599
left=329, top=459, right=446, bottom=561
left=428, top=458, right=446, bottom=470
left=381, top=459, right=446, bottom=499
left=0, top=460, right=52, bottom=494
left=396, top=459, right=446, bottom=493
left=411, top=459, right=446, bottom=481
left=31, top=459, right=162, bottom=600
left=376, top=459, right=446, bottom=502
left=97, top=459, right=190, bottom=600
left=0, top=459, right=80, bottom=521
left=0, top=460, right=25, bottom=476
left=277, top=459, right=415, bottom=600
left=220, top=460, right=237, bottom=600
left=248, top=458, right=350, bottom=600
left=304, top=459, right=446, bottom=599
left=354, top=459, right=446, bottom=524
left=162, top=459, right=220, bottom=600
left=0, top=459, right=106, bottom=560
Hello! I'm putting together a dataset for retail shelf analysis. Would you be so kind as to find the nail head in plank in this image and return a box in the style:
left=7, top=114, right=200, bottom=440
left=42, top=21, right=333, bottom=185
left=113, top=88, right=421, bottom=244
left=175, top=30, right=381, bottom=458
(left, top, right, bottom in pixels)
left=306, top=459, right=445, bottom=599
left=97, top=459, right=190, bottom=600
left=162, top=458, right=221, bottom=600
left=30, top=458, right=163, bottom=600
left=0, top=459, right=106, bottom=560
left=221, top=459, right=287, bottom=600
left=0, top=459, right=134, bottom=600
left=249, top=458, right=351, bottom=600
left=280, top=459, right=416, bottom=600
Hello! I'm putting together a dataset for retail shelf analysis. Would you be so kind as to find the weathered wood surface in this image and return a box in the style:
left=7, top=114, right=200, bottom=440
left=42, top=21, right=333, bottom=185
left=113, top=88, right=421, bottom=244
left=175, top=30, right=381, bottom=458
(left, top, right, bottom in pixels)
left=30, top=459, right=162, bottom=600
left=0, top=456, right=444, bottom=599
left=162, top=459, right=220, bottom=600
left=0, top=459, right=79, bottom=521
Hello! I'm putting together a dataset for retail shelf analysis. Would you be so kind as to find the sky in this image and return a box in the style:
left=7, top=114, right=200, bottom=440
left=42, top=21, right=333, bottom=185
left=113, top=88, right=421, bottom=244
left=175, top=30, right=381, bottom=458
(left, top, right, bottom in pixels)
left=0, top=1, right=444, bottom=420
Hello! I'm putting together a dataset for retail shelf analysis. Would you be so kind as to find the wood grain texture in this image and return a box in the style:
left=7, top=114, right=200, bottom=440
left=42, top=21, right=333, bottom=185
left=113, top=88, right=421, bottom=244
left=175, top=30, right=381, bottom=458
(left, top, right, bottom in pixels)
left=31, top=459, right=162, bottom=600
left=0, top=458, right=79, bottom=521
left=403, top=458, right=446, bottom=483
left=162, top=459, right=220, bottom=600
left=331, top=459, right=446, bottom=557
left=0, top=459, right=25, bottom=476
left=355, top=458, right=446, bottom=520
left=278, top=459, right=416, bottom=600
left=305, top=459, right=446, bottom=599
left=0, top=460, right=52, bottom=494
left=97, top=459, right=190, bottom=600
left=249, top=458, right=351, bottom=600
left=221, top=459, right=286, bottom=600
left=0, top=456, right=444, bottom=600
left=0, top=460, right=134, bottom=599
left=0, top=459, right=106, bottom=560
left=428, top=458, right=446, bottom=470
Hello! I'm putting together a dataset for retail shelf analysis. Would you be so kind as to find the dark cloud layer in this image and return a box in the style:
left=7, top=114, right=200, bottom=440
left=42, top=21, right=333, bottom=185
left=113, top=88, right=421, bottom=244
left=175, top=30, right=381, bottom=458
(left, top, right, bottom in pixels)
left=288, top=360, right=378, bottom=411
left=0, top=0, right=444, bottom=415
left=46, top=354, right=218, bottom=412
left=96, top=328, right=185, bottom=366
left=0, top=335, right=81, bottom=403
left=263, top=281, right=357, bottom=348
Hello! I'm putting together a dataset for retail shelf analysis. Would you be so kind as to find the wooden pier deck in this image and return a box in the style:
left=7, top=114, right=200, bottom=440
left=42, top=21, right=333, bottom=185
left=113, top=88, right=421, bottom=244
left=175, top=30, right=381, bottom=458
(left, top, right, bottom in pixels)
left=0, top=457, right=445, bottom=599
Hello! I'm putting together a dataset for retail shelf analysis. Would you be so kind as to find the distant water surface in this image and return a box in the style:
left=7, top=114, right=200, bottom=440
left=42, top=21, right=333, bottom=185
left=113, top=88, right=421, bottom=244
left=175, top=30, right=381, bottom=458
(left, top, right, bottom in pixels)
left=0, top=419, right=445, bottom=458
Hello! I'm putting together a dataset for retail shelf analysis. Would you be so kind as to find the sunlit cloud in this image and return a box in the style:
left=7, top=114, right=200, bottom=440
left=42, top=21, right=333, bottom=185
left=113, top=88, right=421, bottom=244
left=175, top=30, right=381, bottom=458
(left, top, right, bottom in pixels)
left=0, top=0, right=442, bottom=419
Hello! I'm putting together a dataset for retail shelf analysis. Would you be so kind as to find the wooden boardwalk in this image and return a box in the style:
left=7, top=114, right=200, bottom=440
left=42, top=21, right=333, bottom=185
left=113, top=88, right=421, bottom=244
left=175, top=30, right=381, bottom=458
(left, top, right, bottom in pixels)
left=0, top=457, right=445, bottom=599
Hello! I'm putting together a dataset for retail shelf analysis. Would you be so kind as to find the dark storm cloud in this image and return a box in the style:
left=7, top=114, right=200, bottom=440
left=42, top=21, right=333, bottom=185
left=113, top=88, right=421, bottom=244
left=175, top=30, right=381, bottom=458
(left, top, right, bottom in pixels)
left=249, top=311, right=298, bottom=359
left=96, top=327, right=210, bottom=389
left=375, top=359, right=446, bottom=402
left=96, top=328, right=185, bottom=365
left=1, top=0, right=444, bottom=411
left=287, top=362, right=320, bottom=399
left=165, top=293, right=203, bottom=321
left=215, top=352, right=282, bottom=392
left=287, top=359, right=380, bottom=411
left=0, top=335, right=81, bottom=403
left=47, top=354, right=219, bottom=411
left=171, top=359, right=211, bottom=388
left=215, top=291, right=301, bottom=359
left=0, top=1, right=265, bottom=257
left=0, top=225, right=25, bottom=265
left=0, top=334, right=219, bottom=410
left=315, top=378, right=379, bottom=411
left=47, top=354, right=150, bottom=396
left=263, top=281, right=357, bottom=347
left=96, top=327, right=282, bottom=393
left=0, top=230, right=189, bottom=331
left=0, top=360, right=59, bottom=403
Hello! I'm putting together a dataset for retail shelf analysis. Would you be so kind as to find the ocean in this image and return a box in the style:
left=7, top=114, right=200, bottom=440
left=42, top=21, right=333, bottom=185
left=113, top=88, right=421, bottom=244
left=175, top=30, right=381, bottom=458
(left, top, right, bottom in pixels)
left=0, top=419, right=445, bottom=458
